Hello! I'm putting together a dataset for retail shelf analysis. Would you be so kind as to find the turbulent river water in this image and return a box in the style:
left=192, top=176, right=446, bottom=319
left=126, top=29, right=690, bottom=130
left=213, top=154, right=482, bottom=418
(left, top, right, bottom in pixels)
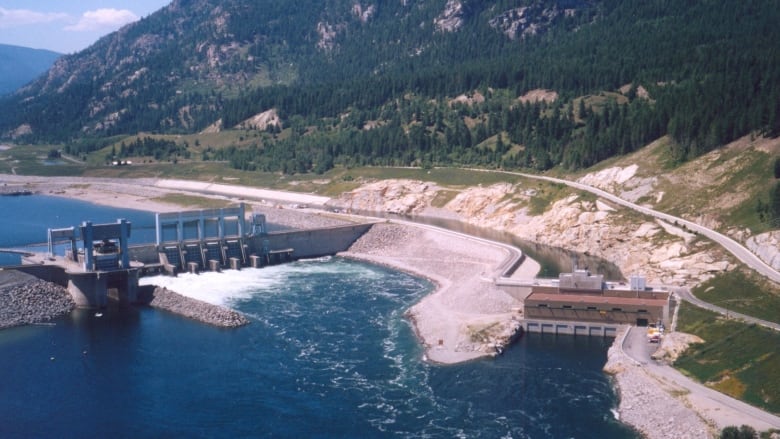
left=0, top=196, right=637, bottom=438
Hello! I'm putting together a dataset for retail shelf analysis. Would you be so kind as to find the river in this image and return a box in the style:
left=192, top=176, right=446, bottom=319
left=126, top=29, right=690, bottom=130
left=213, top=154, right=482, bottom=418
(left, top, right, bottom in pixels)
left=0, top=195, right=637, bottom=438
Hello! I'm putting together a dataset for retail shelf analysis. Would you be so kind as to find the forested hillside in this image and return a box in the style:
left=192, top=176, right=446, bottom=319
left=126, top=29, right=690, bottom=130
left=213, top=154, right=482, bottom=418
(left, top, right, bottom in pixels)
left=1, top=0, right=778, bottom=175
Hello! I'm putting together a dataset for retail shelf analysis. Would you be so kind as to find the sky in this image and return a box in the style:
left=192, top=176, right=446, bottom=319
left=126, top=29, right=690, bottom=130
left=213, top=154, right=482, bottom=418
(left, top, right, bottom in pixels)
left=0, top=1, right=171, bottom=54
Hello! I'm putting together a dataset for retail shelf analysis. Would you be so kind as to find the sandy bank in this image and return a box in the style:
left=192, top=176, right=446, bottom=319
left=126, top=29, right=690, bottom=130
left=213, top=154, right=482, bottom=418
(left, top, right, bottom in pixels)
left=0, top=174, right=352, bottom=230
left=0, top=175, right=183, bottom=212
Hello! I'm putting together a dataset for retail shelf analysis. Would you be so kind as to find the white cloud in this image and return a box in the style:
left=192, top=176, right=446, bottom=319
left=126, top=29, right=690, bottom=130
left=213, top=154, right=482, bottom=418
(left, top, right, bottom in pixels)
left=0, top=7, right=69, bottom=28
left=64, top=8, right=139, bottom=32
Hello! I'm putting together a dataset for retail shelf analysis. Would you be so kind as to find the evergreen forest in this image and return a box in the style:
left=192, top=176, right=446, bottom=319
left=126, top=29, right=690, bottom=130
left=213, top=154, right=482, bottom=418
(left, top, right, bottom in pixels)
left=1, top=0, right=778, bottom=175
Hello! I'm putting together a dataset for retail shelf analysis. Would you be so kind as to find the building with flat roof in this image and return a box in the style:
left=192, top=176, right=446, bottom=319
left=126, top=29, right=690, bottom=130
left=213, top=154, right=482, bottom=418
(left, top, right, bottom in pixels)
left=524, top=292, right=669, bottom=327
left=524, top=271, right=671, bottom=328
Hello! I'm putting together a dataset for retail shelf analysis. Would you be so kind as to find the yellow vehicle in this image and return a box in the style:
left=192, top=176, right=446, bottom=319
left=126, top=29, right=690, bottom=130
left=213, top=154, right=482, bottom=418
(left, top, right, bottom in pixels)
left=647, top=324, right=661, bottom=343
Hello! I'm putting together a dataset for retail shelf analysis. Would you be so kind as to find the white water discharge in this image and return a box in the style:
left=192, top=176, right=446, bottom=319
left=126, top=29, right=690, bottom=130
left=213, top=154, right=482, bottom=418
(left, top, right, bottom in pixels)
left=139, top=265, right=293, bottom=306
left=138, top=256, right=369, bottom=307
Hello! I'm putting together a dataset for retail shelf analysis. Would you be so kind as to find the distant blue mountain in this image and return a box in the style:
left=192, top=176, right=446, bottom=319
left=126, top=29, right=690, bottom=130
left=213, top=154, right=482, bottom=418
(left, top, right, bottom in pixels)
left=0, top=44, right=61, bottom=96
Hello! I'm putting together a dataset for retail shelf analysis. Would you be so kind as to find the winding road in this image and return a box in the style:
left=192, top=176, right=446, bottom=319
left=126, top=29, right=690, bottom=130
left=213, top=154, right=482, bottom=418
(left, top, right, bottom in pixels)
left=495, top=170, right=780, bottom=284
left=498, top=169, right=780, bottom=329
left=675, top=287, right=780, bottom=332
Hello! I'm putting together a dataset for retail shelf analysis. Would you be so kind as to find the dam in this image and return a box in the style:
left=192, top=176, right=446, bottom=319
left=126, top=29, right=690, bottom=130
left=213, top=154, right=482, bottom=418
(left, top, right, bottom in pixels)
left=7, top=203, right=373, bottom=308
left=1, top=200, right=672, bottom=345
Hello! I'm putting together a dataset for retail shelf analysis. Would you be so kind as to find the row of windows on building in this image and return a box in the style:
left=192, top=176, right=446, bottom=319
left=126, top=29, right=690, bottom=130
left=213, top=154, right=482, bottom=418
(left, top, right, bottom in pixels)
left=535, top=304, right=649, bottom=313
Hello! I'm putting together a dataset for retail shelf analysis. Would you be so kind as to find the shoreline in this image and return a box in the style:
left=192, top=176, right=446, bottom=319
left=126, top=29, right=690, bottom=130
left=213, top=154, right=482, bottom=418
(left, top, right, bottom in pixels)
left=340, top=221, right=534, bottom=364
left=0, top=270, right=75, bottom=329
left=4, top=174, right=772, bottom=436
left=3, top=174, right=538, bottom=364
left=144, top=285, right=250, bottom=327
left=604, top=327, right=713, bottom=438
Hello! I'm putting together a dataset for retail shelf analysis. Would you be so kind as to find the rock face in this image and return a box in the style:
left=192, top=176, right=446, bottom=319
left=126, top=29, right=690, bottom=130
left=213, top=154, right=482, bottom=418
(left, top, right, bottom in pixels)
left=650, top=331, right=704, bottom=363
left=0, top=274, right=75, bottom=329
left=488, top=4, right=575, bottom=40
left=434, top=0, right=466, bottom=33
left=577, top=164, right=639, bottom=190
left=517, top=88, right=558, bottom=104
left=149, top=286, right=249, bottom=327
left=236, top=109, right=281, bottom=131
left=745, top=231, right=780, bottom=271
left=332, top=177, right=733, bottom=285
left=339, top=179, right=440, bottom=215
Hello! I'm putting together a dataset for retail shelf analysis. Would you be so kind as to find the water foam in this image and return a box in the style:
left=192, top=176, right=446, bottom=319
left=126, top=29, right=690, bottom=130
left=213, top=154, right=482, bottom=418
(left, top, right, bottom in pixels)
left=138, top=257, right=383, bottom=307
left=139, top=266, right=290, bottom=306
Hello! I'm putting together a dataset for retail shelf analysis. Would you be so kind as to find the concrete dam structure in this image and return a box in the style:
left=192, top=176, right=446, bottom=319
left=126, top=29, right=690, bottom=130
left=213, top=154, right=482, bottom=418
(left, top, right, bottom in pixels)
left=10, top=203, right=373, bottom=308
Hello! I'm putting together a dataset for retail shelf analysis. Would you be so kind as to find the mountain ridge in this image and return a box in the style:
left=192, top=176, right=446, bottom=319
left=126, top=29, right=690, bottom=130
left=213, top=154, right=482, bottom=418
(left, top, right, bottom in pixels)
left=0, top=44, right=61, bottom=97
left=0, top=0, right=778, bottom=178
left=0, top=0, right=595, bottom=139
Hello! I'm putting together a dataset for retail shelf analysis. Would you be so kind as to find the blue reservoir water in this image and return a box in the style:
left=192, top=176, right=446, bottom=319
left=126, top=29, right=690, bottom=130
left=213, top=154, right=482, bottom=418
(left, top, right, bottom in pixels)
left=0, top=195, right=158, bottom=264
left=0, top=196, right=637, bottom=438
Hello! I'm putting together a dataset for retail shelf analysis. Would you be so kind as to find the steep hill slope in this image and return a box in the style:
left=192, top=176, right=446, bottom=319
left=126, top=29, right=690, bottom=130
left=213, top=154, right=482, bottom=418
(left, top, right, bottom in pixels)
left=0, top=0, right=588, bottom=140
left=0, top=0, right=778, bottom=178
left=330, top=135, right=780, bottom=285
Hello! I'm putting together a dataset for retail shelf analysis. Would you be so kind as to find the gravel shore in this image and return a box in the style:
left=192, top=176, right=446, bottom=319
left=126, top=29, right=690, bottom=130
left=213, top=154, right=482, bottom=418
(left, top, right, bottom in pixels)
left=0, top=270, right=75, bottom=329
left=147, top=286, right=249, bottom=328
left=3, top=175, right=768, bottom=435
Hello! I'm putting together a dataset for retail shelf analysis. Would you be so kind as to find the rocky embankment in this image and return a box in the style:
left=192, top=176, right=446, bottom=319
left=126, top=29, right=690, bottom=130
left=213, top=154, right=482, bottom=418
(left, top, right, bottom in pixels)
left=603, top=328, right=713, bottom=439
left=343, top=222, right=524, bottom=363
left=0, top=271, right=75, bottom=329
left=331, top=174, right=733, bottom=286
left=257, top=206, right=352, bottom=232
left=745, top=231, right=780, bottom=271
left=148, top=286, right=249, bottom=327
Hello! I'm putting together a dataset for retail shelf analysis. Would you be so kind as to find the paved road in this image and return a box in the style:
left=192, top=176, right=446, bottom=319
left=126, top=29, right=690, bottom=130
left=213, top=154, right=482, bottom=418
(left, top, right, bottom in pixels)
left=474, top=168, right=780, bottom=428
left=480, top=169, right=780, bottom=284
left=623, top=327, right=780, bottom=430
left=494, top=169, right=780, bottom=330
left=675, top=287, right=780, bottom=331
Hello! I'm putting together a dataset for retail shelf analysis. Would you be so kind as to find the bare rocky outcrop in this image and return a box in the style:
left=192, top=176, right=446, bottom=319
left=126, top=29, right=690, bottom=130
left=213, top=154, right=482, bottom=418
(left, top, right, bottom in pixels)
left=450, top=91, right=485, bottom=107
left=200, top=118, right=223, bottom=134
left=745, top=231, right=780, bottom=271
left=434, top=0, right=465, bottom=33
left=351, top=3, right=376, bottom=23
left=650, top=331, right=704, bottom=363
left=518, top=88, right=558, bottom=104
left=338, top=179, right=441, bottom=215
left=236, top=109, right=281, bottom=131
left=577, top=164, right=639, bottom=191
left=8, top=124, right=32, bottom=139
left=488, top=4, right=575, bottom=40
left=332, top=177, right=733, bottom=286
left=316, top=21, right=343, bottom=51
